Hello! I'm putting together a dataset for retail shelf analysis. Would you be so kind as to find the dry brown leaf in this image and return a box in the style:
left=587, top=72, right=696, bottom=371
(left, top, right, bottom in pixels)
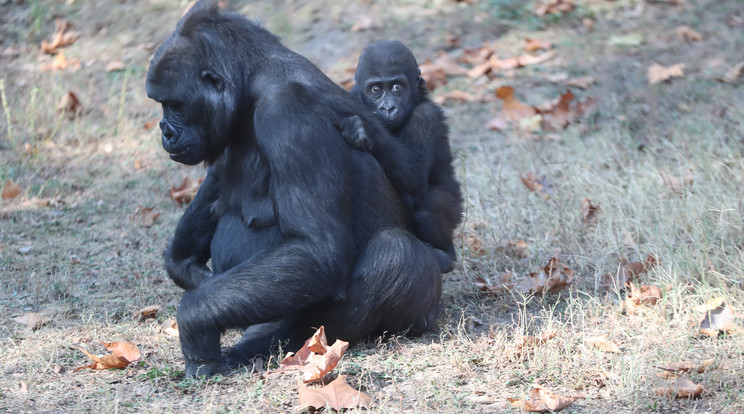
left=600, top=255, right=658, bottom=291
left=275, top=326, right=349, bottom=383
left=101, top=341, right=141, bottom=362
left=160, top=319, right=179, bottom=337
left=535, top=0, right=575, bottom=16
left=74, top=342, right=140, bottom=371
left=586, top=335, right=621, bottom=353
left=519, top=172, right=551, bottom=200
left=143, top=118, right=159, bottom=130
left=106, top=60, right=125, bottom=72
left=137, top=305, right=160, bottom=320
left=58, top=91, right=81, bottom=118
left=518, top=257, right=575, bottom=295
left=581, top=198, right=601, bottom=227
left=475, top=272, right=513, bottom=295
left=654, top=376, right=704, bottom=399
left=429, top=52, right=469, bottom=77
left=648, top=63, right=686, bottom=85
left=12, top=312, right=50, bottom=330
left=47, top=52, right=82, bottom=72
left=135, top=206, right=161, bottom=227
left=170, top=176, right=203, bottom=205
left=2, top=180, right=22, bottom=199
left=459, top=42, right=496, bottom=65
left=714, top=61, right=744, bottom=83
left=433, top=90, right=476, bottom=105
left=496, top=86, right=537, bottom=122
left=524, top=38, right=552, bottom=53
left=675, top=26, right=702, bottom=42
left=298, top=375, right=374, bottom=411
left=660, top=171, right=693, bottom=196
left=624, top=282, right=663, bottom=314
left=535, top=90, right=596, bottom=130
left=503, top=240, right=530, bottom=258
left=464, top=233, right=486, bottom=256
left=517, top=332, right=557, bottom=350
left=419, top=64, right=448, bottom=91
left=654, top=360, right=697, bottom=374
left=350, top=16, right=380, bottom=32
left=508, top=384, right=584, bottom=412
left=41, top=19, right=78, bottom=54
left=699, top=300, right=743, bottom=337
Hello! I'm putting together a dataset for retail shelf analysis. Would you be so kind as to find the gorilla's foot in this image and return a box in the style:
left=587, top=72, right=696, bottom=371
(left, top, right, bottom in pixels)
left=184, top=356, right=228, bottom=378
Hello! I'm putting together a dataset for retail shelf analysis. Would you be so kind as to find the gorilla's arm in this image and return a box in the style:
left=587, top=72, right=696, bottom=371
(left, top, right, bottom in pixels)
left=357, top=116, right=429, bottom=195
left=189, top=85, right=356, bottom=322
left=164, top=168, right=219, bottom=290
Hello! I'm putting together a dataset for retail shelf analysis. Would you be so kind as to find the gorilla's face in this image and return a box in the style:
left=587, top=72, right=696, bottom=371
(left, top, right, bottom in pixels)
left=359, top=74, right=415, bottom=132
left=146, top=39, right=232, bottom=165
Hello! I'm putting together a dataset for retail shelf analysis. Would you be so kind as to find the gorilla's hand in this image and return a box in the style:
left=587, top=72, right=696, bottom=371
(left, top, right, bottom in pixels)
left=164, top=244, right=213, bottom=290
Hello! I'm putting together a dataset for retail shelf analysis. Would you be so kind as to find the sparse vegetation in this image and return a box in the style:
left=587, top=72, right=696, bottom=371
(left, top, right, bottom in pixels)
left=1, top=0, right=743, bottom=412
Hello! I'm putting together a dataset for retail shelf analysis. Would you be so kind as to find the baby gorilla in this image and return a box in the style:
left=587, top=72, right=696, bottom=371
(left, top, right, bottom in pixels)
left=347, top=40, right=463, bottom=273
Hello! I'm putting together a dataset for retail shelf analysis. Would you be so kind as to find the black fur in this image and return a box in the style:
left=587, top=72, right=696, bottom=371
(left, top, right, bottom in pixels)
left=349, top=40, right=463, bottom=273
left=146, top=1, right=442, bottom=377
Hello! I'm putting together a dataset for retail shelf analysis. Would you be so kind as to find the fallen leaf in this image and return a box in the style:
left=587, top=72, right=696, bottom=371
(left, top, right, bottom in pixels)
left=699, top=300, right=743, bottom=337
left=58, top=91, right=81, bottom=118
left=714, top=61, right=744, bottom=83
left=428, top=52, right=469, bottom=77
left=496, top=86, right=537, bottom=122
left=518, top=256, right=575, bottom=295
left=135, top=206, right=160, bottom=227
left=106, top=60, right=125, bottom=72
left=660, top=171, right=693, bottom=196
left=654, top=376, right=704, bottom=399
left=586, top=335, right=621, bottom=353
left=464, top=233, right=486, bottom=256
left=654, top=360, right=698, bottom=375
left=75, top=341, right=140, bottom=371
left=503, top=240, right=530, bottom=259
left=675, top=26, right=702, bottom=42
left=648, top=63, right=686, bottom=85
left=535, top=0, right=575, bottom=16
left=536, top=90, right=596, bottom=130
left=459, top=42, right=496, bottom=65
left=274, top=326, right=350, bottom=383
left=600, top=255, right=658, bottom=291
left=524, top=38, right=552, bottom=53
left=519, top=172, right=551, bottom=200
left=160, top=319, right=179, bottom=337
left=433, top=90, right=476, bottom=105
left=12, top=312, right=50, bottom=330
left=143, top=118, right=159, bottom=130
left=41, top=19, right=78, bottom=54
left=298, top=375, right=374, bottom=411
left=350, top=16, right=380, bottom=32
left=475, top=272, right=513, bottom=295
left=136, top=305, right=160, bottom=320
left=581, top=198, right=601, bottom=227
left=517, top=332, right=557, bottom=350
left=170, top=176, right=203, bottom=205
left=2, top=180, right=22, bottom=199
left=624, top=282, right=663, bottom=314
left=508, top=384, right=584, bottom=412
left=101, top=341, right=141, bottom=362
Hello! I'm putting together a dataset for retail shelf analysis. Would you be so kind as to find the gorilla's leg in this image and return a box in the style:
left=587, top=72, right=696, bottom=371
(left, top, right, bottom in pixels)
left=317, top=228, right=443, bottom=344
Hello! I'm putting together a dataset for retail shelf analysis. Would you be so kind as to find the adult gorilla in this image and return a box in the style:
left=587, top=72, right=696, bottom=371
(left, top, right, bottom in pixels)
left=146, top=0, right=442, bottom=377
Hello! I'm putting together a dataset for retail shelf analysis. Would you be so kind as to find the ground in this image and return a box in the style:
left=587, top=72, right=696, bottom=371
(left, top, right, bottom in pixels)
left=1, top=0, right=743, bottom=412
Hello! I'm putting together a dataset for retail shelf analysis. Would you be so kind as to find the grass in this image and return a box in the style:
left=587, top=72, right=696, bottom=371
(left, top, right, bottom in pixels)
left=1, top=0, right=743, bottom=412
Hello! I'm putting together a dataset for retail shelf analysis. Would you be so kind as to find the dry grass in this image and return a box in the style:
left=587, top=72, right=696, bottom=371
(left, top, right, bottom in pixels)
left=1, top=0, right=743, bottom=412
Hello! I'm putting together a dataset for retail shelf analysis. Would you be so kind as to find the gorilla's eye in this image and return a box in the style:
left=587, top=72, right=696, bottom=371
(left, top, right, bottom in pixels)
left=392, top=83, right=403, bottom=92
left=370, top=85, right=382, bottom=94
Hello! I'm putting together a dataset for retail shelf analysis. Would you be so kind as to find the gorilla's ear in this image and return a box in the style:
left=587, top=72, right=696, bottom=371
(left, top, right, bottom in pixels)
left=201, top=70, right=224, bottom=92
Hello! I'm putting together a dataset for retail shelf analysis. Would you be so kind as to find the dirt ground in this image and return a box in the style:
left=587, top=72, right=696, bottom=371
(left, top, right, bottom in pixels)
left=1, top=0, right=743, bottom=412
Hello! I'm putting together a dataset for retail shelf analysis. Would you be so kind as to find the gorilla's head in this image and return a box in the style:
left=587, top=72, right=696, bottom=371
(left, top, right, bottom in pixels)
left=145, top=1, right=242, bottom=165
left=352, top=40, right=426, bottom=132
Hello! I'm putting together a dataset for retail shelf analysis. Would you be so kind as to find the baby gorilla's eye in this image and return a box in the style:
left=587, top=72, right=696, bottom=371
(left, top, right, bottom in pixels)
left=370, top=85, right=382, bottom=94
left=392, top=83, right=403, bottom=92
